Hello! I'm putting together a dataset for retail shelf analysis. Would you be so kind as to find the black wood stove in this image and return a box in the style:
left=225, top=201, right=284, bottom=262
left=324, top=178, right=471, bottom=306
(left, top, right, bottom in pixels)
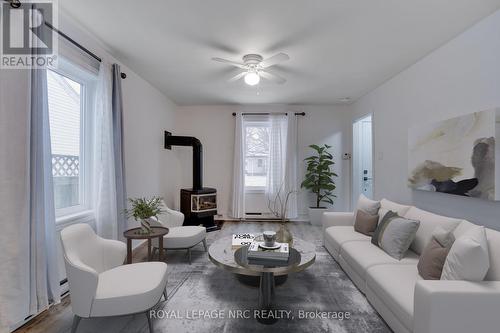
left=164, top=131, right=219, bottom=231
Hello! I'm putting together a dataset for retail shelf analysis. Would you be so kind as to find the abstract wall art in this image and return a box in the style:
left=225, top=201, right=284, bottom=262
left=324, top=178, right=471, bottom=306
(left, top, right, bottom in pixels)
left=408, top=109, right=500, bottom=201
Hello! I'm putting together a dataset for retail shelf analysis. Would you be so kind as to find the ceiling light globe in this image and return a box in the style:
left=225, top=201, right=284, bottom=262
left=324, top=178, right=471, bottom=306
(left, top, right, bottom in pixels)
left=244, top=72, right=260, bottom=86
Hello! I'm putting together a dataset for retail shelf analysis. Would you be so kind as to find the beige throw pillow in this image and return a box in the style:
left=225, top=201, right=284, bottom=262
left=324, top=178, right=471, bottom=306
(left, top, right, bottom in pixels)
left=354, top=210, right=379, bottom=236
left=417, top=227, right=455, bottom=280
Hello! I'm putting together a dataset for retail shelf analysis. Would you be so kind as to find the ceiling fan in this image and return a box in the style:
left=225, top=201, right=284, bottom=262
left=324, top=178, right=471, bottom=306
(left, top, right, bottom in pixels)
left=212, top=53, right=289, bottom=86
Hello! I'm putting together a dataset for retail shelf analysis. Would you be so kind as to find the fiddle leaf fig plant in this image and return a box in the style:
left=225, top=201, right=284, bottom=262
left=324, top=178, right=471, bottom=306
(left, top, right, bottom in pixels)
left=301, top=144, right=338, bottom=208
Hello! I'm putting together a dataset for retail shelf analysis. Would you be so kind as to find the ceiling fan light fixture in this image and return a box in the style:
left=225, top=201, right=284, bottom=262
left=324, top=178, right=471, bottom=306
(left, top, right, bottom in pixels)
left=244, top=71, right=260, bottom=86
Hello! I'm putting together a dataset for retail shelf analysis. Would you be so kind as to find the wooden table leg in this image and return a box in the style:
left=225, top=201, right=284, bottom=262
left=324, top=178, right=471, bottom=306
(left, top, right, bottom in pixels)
left=127, top=238, right=132, bottom=264
left=159, top=236, right=164, bottom=261
left=148, top=239, right=152, bottom=261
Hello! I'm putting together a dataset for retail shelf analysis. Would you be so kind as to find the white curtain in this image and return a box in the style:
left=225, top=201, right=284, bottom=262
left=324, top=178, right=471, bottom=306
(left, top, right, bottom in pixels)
left=0, top=7, right=60, bottom=330
left=284, top=113, right=298, bottom=218
left=231, top=113, right=246, bottom=218
left=93, top=61, right=119, bottom=239
left=266, top=113, right=298, bottom=218
left=28, top=54, right=61, bottom=316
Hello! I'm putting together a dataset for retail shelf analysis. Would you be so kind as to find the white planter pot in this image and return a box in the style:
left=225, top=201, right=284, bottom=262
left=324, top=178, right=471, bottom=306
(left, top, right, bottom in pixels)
left=308, top=207, right=328, bottom=226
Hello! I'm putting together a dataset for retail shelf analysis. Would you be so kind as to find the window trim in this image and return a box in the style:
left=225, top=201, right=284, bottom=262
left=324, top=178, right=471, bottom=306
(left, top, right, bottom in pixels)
left=47, top=61, right=97, bottom=223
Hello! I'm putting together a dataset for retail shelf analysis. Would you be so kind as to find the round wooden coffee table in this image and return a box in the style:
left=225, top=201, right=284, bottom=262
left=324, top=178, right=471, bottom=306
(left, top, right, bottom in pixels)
left=123, top=226, right=169, bottom=264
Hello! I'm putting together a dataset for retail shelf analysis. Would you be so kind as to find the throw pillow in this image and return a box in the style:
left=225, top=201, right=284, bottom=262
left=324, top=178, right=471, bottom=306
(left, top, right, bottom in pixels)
left=354, top=209, right=379, bottom=236
left=371, top=210, right=398, bottom=246
left=372, top=213, right=420, bottom=260
left=417, top=227, right=455, bottom=280
left=356, top=194, right=381, bottom=216
left=441, top=226, right=490, bottom=281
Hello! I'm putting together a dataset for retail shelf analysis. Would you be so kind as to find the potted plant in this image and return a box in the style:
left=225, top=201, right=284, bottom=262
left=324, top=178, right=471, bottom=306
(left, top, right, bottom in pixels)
left=124, top=197, right=165, bottom=234
left=301, top=144, right=338, bottom=225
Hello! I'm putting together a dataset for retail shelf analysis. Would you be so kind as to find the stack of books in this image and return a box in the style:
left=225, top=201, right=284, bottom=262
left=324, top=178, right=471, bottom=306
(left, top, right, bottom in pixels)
left=231, top=233, right=256, bottom=249
left=247, top=241, right=290, bottom=266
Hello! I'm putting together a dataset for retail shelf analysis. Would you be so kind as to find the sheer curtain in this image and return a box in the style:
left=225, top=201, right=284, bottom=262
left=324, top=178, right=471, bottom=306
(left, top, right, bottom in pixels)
left=266, top=113, right=298, bottom=218
left=231, top=113, right=246, bottom=218
left=93, top=61, right=118, bottom=239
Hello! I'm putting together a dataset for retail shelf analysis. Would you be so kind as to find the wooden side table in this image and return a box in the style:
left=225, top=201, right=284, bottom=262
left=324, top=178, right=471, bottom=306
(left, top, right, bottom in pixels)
left=123, top=226, right=169, bottom=264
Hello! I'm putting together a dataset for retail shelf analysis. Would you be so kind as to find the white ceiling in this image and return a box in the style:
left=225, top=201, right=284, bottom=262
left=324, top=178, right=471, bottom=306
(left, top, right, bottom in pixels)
left=60, top=0, right=500, bottom=105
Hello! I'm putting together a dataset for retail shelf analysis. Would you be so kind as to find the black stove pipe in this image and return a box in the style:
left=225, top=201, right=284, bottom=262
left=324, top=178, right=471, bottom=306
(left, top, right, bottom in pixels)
left=164, top=131, right=203, bottom=190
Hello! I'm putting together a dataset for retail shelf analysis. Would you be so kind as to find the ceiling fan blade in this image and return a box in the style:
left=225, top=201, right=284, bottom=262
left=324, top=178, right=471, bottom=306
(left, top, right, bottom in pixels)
left=260, top=53, right=290, bottom=68
left=260, top=70, right=286, bottom=84
left=212, top=57, right=246, bottom=69
left=228, top=71, right=247, bottom=82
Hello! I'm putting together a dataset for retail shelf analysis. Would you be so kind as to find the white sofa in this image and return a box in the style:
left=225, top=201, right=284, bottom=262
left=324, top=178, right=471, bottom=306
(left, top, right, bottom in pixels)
left=322, top=199, right=500, bottom=333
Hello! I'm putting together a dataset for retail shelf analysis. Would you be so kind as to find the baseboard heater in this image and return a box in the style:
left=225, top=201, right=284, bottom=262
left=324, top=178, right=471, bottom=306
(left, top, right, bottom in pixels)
left=243, top=212, right=283, bottom=221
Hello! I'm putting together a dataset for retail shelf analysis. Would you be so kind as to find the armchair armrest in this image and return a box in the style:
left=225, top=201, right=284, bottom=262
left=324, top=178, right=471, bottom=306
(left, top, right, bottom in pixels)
left=64, top=256, right=98, bottom=317
left=414, top=280, right=500, bottom=333
left=322, top=212, right=355, bottom=230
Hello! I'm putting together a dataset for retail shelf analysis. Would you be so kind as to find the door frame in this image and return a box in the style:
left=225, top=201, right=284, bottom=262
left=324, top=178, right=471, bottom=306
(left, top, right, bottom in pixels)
left=351, top=113, right=375, bottom=209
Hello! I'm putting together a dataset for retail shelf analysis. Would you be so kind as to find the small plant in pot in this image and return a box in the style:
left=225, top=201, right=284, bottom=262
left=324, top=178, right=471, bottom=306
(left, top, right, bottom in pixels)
left=301, top=144, right=338, bottom=225
left=124, top=197, right=165, bottom=234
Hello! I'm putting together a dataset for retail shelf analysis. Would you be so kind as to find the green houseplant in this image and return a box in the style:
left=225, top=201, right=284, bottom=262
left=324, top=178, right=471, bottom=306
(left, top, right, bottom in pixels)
left=124, top=197, right=165, bottom=234
left=301, top=144, right=338, bottom=225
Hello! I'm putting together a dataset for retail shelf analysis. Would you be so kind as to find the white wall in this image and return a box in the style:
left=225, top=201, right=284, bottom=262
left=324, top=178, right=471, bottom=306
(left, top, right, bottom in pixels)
left=58, top=11, right=179, bottom=223
left=351, top=9, right=500, bottom=230
left=173, top=105, right=352, bottom=218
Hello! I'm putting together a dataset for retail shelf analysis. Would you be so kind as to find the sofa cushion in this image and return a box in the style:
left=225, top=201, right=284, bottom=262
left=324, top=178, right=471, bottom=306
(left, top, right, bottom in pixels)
left=164, top=226, right=206, bottom=248
left=366, top=264, right=421, bottom=331
left=453, top=220, right=477, bottom=239
left=404, top=207, right=462, bottom=255
left=356, top=194, right=381, bottom=215
left=92, top=262, right=168, bottom=316
left=324, top=226, right=371, bottom=258
left=378, top=199, right=412, bottom=225
left=340, top=241, right=420, bottom=282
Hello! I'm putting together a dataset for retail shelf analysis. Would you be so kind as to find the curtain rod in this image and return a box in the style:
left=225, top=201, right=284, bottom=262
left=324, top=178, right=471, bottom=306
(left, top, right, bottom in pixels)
left=44, top=21, right=127, bottom=79
left=232, top=112, right=306, bottom=116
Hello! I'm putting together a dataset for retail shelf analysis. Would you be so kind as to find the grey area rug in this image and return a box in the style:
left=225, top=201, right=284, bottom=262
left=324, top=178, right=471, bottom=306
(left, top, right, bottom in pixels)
left=74, top=222, right=391, bottom=333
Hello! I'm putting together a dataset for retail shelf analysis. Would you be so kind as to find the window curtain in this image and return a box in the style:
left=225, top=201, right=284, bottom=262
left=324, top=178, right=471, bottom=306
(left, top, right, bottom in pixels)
left=284, top=113, right=298, bottom=218
left=0, top=6, right=60, bottom=330
left=111, top=64, right=127, bottom=239
left=93, top=61, right=118, bottom=239
left=266, top=113, right=298, bottom=218
left=231, top=113, right=246, bottom=218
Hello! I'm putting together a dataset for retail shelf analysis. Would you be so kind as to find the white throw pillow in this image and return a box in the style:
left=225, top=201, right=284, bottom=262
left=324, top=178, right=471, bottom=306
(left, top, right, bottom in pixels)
left=356, top=194, right=380, bottom=215
left=441, top=226, right=490, bottom=281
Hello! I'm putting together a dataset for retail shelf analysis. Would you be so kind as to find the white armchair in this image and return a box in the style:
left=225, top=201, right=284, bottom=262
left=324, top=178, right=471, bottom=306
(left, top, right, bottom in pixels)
left=60, top=224, right=168, bottom=333
left=151, top=202, right=207, bottom=264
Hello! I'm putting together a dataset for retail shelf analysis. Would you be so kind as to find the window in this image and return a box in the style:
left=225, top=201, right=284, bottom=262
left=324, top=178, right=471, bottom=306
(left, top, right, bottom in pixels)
left=244, top=122, right=270, bottom=190
left=47, top=63, right=95, bottom=220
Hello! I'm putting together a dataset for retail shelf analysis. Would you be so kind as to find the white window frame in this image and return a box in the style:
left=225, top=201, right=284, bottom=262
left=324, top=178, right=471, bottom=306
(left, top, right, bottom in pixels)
left=48, top=58, right=97, bottom=224
left=244, top=120, right=270, bottom=193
